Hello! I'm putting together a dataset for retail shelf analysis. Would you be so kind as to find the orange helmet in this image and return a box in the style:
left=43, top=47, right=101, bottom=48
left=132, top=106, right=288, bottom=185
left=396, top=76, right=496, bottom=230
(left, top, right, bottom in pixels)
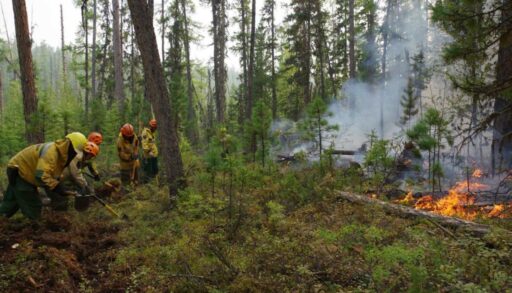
left=83, top=141, right=100, bottom=157
left=88, top=132, right=103, bottom=145
left=121, top=123, right=135, bottom=137
left=149, top=119, right=157, bottom=128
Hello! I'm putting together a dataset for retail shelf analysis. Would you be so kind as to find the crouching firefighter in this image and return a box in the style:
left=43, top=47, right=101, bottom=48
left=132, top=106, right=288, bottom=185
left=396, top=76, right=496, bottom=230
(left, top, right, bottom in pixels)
left=0, top=132, right=88, bottom=220
left=84, top=132, right=103, bottom=181
left=60, top=141, right=100, bottom=211
left=117, top=123, right=140, bottom=186
left=141, top=119, right=158, bottom=183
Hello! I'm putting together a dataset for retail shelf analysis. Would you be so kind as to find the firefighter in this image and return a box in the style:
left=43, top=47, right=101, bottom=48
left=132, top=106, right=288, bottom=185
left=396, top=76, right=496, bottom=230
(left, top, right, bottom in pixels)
left=0, top=132, right=87, bottom=219
left=85, top=132, right=103, bottom=181
left=141, top=119, right=158, bottom=183
left=117, top=123, right=140, bottom=185
left=60, top=141, right=100, bottom=211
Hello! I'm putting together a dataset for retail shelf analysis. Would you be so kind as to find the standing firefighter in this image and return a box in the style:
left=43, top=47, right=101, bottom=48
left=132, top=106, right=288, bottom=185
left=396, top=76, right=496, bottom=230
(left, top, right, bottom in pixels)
left=141, top=119, right=158, bottom=182
left=0, top=132, right=87, bottom=220
left=117, top=123, right=140, bottom=185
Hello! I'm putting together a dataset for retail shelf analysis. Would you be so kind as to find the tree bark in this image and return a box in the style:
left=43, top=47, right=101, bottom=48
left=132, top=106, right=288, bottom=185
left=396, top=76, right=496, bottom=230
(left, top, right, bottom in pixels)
left=269, top=0, right=277, bottom=119
left=84, top=1, right=90, bottom=123
left=91, top=0, right=98, bottom=99
left=348, top=0, right=356, bottom=79
left=60, top=4, right=66, bottom=79
left=239, top=0, right=248, bottom=125
left=492, top=0, right=512, bottom=172
left=212, top=0, right=227, bottom=123
left=113, top=0, right=125, bottom=114
left=12, top=0, right=43, bottom=143
left=161, top=0, right=165, bottom=64
left=127, top=0, right=185, bottom=199
left=246, top=0, right=256, bottom=120
left=97, top=0, right=111, bottom=100
left=182, top=0, right=199, bottom=145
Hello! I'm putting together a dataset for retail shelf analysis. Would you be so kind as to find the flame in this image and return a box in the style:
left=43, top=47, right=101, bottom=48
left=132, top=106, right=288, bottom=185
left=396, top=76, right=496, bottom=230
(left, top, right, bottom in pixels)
left=398, top=191, right=415, bottom=205
left=414, top=190, right=477, bottom=220
left=488, top=204, right=505, bottom=218
left=452, top=180, right=488, bottom=193
left=398, top=170, right=512, bottom=220
left=472, top=169, right=483, bottom=178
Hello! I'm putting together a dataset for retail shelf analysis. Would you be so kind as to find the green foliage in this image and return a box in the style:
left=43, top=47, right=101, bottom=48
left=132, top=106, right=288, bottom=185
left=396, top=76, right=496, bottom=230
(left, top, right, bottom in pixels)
left=248, top=100, right=272, bottom=166
left=400, top=77, right=419, bottom=129
left=298, top=97, right=339, bottom=158
left=407, top=107, right=453, bottom=191
left=364, top=131, right=395, bottom=194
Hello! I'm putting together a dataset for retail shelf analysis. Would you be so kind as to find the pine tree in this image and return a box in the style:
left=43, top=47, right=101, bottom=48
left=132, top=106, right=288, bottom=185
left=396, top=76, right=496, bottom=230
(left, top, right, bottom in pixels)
left=399, top=77, right=418, bottom=129
left=250, top=100, right=272, bottom=166
left=299, top=97, right=338, bottom=157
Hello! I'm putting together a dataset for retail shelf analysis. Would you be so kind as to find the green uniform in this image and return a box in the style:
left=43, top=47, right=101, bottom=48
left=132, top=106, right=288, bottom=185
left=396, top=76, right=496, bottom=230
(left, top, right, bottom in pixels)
left=141, top=127, right=158, bottom=182
left=0, top=139, right=77, bottom=219
left=117, top=133, right=139, bottom=184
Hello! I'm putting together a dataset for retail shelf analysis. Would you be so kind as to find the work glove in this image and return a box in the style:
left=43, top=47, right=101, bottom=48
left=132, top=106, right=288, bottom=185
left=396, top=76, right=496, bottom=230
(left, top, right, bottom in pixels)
left=93, top=173, right=101, bottom=181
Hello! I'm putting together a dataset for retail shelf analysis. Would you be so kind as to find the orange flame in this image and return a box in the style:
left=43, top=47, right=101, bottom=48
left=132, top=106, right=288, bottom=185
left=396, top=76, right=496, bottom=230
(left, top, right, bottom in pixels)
left=472, top=169, right=483, bottom=178
left=488, top=204, right=505, bottom=218
left=398, top=170, right=512, bottom=220
left=414, top=190, right=477, bottom=220
left=398, top=191, right=415, bottom=205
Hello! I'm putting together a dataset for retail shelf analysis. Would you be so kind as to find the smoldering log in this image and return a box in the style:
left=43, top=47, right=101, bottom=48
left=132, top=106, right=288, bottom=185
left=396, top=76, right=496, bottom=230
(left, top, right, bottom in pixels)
left=277, top=154, right=297, bottom=163
left=335, top=191, right=501, bottom=237
left=329, top=150, right=356, bottom=156
left=276, top=150, right=357, bottom=163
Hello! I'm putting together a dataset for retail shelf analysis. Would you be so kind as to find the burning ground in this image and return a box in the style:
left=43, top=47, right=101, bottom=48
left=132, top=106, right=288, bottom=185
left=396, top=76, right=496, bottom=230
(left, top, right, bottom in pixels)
left=397, top=169, right=512, bottom=221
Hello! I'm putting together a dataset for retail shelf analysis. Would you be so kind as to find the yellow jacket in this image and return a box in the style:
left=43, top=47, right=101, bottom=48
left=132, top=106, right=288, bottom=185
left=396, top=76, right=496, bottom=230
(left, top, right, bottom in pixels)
left=8, top=139, right=75, bottom=190
left=141, top=127, right=158, bottom=158
left=117, top=133, right=139, bottom=170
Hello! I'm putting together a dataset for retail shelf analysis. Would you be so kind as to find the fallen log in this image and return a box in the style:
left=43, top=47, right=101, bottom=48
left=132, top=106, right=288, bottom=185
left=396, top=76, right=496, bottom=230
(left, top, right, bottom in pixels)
left=336, top=191, right=500, bottom=237
left=329, top=150, right=356, bottom=156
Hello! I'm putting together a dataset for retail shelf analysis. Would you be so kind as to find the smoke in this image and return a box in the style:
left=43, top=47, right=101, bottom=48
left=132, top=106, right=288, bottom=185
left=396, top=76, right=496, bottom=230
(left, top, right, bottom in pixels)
left=272, top=1, right=449, bottom=159
left=326, top=1, right=436, bottom=151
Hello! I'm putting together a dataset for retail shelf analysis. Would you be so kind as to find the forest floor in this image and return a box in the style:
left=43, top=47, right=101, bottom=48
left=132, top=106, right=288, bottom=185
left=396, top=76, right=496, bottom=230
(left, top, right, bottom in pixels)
left=1, top=166, right=512, bottom=292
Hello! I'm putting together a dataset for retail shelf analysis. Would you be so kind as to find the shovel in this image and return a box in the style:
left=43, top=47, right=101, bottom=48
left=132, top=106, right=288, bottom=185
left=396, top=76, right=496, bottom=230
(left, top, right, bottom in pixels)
left=77, top=193, right=129, bottom=221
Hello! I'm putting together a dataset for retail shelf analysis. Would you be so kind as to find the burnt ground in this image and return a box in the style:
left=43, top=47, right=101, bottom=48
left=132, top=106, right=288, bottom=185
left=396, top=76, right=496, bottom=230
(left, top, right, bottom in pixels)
left=0, top=183, right=126, bottom=292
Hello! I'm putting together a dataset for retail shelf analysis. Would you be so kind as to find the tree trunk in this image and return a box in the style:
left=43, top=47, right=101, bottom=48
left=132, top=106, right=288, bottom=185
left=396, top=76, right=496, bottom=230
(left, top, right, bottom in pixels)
left=127, top=0, right=185, bottom=200
left=97, top=0, right=111, bottom=100
left=382, top=0, right=393, bottom=82
left=182, top=0, right=199, bottom=145
left=12, top=0, right=43, bottom=143
left=492, top=0, right=512, bottom=172
left=240, top=0, right=248, bottom=125
left=60, top=4, right=66, bottom=79
left=84, top=1, right=89, bottom=123
left=246, top=0, right=256, bottom=120
left=304, top=1, right=312, bottom=105
left=113, top=0, right=125, bottom=114
left=91, top=0, right=98, bottom=100
left=270, top=0, right=277, bottom=119
left=348, top=0, right=355, bottom=79
left=212, top=0, right=227, bottom=123
left=161, top=0, right=165, bottom=63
